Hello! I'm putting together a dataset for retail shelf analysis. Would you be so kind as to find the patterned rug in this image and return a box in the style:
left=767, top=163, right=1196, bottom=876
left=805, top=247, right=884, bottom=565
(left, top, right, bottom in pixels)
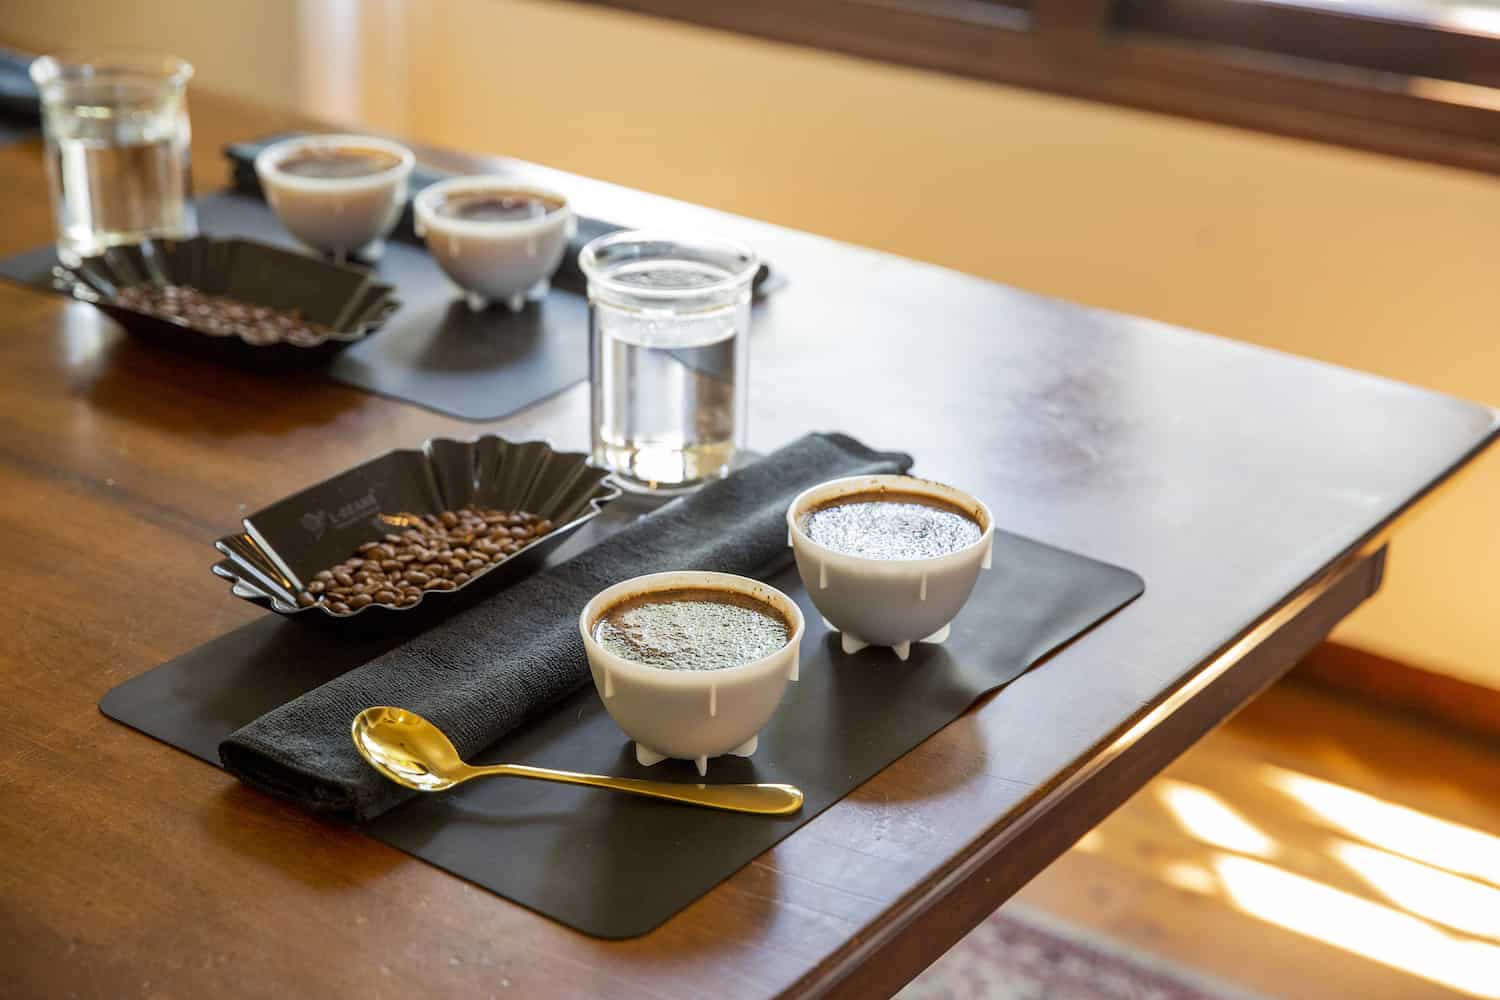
left=898, top=905, right=1263, bottom=1000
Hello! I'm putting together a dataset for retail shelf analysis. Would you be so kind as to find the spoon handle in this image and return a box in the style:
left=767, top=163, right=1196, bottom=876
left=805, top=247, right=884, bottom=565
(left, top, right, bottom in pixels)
left=471, top=762, right=803, bottom=816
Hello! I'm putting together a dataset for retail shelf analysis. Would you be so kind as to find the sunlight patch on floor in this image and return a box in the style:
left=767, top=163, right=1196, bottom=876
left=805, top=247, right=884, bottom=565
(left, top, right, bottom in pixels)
left=1265, top=765, right=1500, bottom=887
left=1076, top=760, right=1500, bottom=998
left=1156, top=779, right=1276, bottom=857
left=1332, top=841, right=1500, bottom=940
left=1214, top=855, right=1500, bottom=999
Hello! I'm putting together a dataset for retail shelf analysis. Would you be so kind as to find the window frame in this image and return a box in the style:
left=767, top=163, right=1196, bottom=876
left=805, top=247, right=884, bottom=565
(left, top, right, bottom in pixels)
left=570, top=0, right=1500, bottom=175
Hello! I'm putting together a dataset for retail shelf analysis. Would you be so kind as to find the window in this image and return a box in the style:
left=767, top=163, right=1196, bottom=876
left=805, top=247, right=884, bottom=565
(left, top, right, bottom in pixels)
left=575, top=0, right=1500, bottom=174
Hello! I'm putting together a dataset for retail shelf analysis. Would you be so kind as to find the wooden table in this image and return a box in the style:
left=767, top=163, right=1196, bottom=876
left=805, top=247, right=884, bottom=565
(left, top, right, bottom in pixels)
left=1, top=90, right=1494, bottom=999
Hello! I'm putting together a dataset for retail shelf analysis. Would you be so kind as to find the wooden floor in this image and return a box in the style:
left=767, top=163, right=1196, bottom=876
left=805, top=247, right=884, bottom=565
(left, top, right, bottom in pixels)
left=945, top=681, right=1500, bottom=999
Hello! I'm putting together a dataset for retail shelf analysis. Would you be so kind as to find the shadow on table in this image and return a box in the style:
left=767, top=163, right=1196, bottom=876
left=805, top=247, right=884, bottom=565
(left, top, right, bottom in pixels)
left=384, top=297, right=552, bottom=375
left=201, top=784, right=410, bottom=889
left=818, top=635, right=995, bottom=806
left=66, top=308, right=372, bottom=439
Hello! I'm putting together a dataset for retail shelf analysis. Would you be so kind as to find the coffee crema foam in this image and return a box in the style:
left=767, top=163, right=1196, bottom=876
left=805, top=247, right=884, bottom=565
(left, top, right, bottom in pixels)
left=802, top=491, right=981, bottom=561
left=593, top=587, right=789, bottom=671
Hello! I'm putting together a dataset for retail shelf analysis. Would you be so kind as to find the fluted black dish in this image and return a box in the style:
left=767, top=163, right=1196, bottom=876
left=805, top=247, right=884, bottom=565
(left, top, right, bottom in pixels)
left=53, top=236, right=399, bottom=371
left=213, top=435, right=620, bottom=634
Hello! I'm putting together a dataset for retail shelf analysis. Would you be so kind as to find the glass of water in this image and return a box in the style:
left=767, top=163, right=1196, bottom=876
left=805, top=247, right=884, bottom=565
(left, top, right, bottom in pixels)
left=30, top=51, right=196, bottom=265
left=579, top=231, right=758, bottom=494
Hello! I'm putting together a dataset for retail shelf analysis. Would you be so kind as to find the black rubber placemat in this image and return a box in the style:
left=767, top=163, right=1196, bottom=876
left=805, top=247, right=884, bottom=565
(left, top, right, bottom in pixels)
left=99, top=516, right=1142, bottom=939
left=0, top=49, right=40, bottom=147
left=0, top=119, right=36, bottom=147
left=0, top=191, right=587, bottom=421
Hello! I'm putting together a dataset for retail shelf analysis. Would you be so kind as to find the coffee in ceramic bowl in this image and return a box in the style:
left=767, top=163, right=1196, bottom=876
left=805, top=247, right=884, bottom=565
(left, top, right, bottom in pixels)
left=592, top=587, right=791, bottom=672
left=580, top=571, right=803, bottom=775
left=255, top=134, right=414, bottom=261
left=788, top=475, right=993, bottom=660
left=800, top=491, right=983, bottom=561
left=414, top=176, right=574, bottom=312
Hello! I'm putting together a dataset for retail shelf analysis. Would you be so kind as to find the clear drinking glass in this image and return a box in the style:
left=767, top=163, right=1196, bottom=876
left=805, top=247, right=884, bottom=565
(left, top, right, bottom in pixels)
left=579, top=231, right=758, bottom=494
left=30, top=51, right=196, bottom=265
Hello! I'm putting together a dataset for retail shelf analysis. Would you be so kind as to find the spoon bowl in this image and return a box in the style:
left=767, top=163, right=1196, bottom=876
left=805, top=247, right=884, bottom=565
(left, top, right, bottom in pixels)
left=353, top=706, right=473, bottom=791
left=351, top=706, right=804, bottom=816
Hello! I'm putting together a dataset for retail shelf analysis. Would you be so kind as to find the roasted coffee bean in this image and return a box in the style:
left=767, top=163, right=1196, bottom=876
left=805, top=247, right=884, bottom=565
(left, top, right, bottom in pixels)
left=112, top=283, right=336, bottom=347
left=298, top=504, right=550, bottom=614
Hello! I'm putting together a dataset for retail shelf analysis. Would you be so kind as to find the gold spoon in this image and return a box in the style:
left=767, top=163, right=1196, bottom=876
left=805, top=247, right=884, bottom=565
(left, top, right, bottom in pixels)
left=351, top=706, right=803, bottom=816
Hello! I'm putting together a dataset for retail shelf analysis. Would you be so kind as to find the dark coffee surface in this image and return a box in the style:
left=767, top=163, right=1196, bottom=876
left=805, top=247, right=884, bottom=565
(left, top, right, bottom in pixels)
left=593, top=587, right=788, bottom=671
left=803, top=491, right=982, bottom=560
left=436, top=190, right=561, bottom=223
left=276, top=147, right=402, bottom=179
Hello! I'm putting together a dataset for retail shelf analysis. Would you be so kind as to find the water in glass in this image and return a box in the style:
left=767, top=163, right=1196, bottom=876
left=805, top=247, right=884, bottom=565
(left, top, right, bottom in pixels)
left=583, top=235, right=756, bottom=493
left=31, top=53, right=195, bottom=264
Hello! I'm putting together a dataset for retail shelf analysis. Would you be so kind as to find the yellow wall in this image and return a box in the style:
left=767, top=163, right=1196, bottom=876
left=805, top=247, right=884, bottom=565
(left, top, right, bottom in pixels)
left=9, top=0, right=1500, bottom=686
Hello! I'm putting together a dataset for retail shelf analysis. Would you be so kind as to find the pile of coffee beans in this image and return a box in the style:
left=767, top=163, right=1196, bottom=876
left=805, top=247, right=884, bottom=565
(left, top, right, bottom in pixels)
left=112, top=283, right=335, bottom=347
left=297, top=505, right=554, bottom=614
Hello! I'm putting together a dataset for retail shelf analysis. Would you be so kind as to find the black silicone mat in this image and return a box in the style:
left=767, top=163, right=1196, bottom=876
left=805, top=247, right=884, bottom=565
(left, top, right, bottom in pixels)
left=99, top=513, right=1142, bottom=939
left=0, top=192, right=588, bottom=421
left=0, top=119, right=36, bottom=147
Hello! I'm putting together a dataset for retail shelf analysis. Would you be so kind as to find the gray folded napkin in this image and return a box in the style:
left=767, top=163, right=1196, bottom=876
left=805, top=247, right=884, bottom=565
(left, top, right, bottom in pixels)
left=220, top=432, right=913, bottom=821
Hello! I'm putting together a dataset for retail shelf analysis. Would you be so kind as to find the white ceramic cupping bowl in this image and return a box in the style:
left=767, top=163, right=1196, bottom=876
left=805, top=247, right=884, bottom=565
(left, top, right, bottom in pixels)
left=787, top=475, right=994, bottom=661
left=413, top=176, right=575, bottom=312
left=255, top=134, right=414, bottom=260
left=580, top=571, right=804, bottom=776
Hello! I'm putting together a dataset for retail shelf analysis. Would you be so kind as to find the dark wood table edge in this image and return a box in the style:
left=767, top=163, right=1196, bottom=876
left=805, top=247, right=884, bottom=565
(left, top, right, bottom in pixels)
left=797, top=415, right=1500, bottom=998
